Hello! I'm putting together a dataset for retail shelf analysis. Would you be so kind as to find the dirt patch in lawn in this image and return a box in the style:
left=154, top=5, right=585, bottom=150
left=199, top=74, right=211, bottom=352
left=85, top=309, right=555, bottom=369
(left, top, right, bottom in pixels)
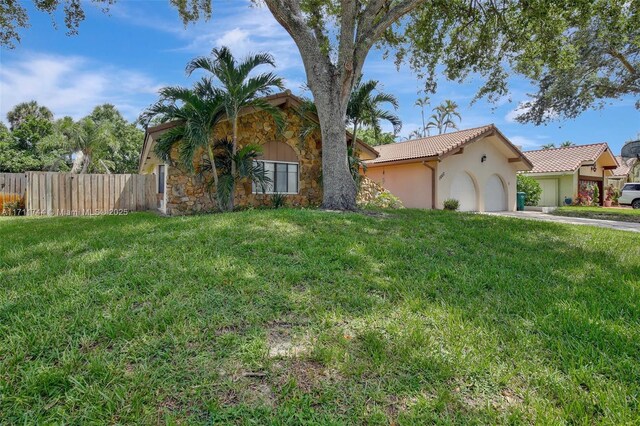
left=273, top=359, right=343, bottom=393
left=266, top=319, right=311, bottom=358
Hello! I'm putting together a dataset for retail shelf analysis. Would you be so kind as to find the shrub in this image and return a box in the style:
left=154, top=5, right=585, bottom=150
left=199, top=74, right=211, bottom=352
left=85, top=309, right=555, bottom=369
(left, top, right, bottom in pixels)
left=270, top=193, right=287, bottom=209
left=517, top=174, right=542, bottom=206
left=592, top=185, right=600, bottom=206
left=443, top=198, right=460, bottom=211
left=574, top=183, right=593, bottom=206
left=0, top=196, right=25, bottom=216
left=365, top=191, right=403, bottom=209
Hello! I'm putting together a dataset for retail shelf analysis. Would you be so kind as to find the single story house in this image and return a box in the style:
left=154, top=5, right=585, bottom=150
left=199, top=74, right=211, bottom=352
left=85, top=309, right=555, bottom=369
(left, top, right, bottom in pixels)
left=138, top=91, right=378, bottom=215
left=608, top=156, right=638, bottom=189
left=609, top=140, right=640, bottom=189
left=363, top=125, right=533, bottom=212
left=522, top=143, right=619, bottom=207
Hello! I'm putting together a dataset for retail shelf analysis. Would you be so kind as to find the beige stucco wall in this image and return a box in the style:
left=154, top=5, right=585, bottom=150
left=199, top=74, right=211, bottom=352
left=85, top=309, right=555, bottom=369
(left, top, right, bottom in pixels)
left=365, top=135, right=522, bottom=211
left=437, top=135, right=520, bottom=211
left=527, top=173, right=576, bottom=207
left=559, top=174, right=575, bottom=204
left=365, top=162, right=434, bottom=208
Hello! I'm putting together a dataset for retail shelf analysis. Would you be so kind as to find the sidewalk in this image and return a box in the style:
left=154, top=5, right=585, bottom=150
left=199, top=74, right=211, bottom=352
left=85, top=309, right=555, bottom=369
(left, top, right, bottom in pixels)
left=483, top=211, right=640, bottom=233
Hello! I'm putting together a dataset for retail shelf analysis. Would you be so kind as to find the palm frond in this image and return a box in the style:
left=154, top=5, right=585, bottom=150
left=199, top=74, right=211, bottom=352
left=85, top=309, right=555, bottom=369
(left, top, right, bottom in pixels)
left=185, top=56, right=218, bottom=77
left=237, top=52, right=276, bottom=81
left=248, top=98, right=286, bottom=132
left=241, top=72, right=285, bottom=100
left=154, top=126, right=185, bottom=164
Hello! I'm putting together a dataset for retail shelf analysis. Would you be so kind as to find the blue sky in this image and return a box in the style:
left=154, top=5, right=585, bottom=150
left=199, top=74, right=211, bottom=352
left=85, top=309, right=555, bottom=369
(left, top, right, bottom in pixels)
left=1, top=0, right=638, bottom=154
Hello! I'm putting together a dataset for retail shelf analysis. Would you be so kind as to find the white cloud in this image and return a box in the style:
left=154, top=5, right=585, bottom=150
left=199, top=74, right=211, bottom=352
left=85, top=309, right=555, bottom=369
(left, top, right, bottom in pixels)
left=505, top=102, right=529, bottom=123
left=508, top=135, right=546, bottom=150
left=0, top=53, right=163, bottom=122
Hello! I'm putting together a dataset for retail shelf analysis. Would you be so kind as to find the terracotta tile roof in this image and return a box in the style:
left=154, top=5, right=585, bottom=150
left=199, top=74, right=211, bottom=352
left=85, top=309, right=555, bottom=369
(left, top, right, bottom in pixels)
left=524, top=142, right=609, bottom=173
left=612, top=156, right=635, bottom=177
left=367, top=124, right=495, bottom=164
left=523, top=143, right=614, bottom=173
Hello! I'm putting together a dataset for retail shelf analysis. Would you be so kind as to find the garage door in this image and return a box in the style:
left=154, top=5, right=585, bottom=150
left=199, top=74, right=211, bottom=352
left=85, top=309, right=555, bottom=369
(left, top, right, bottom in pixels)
left=450, top=172, right=477, bottom=211
left=538, top=179, right=558, bottom=207
left=484, top=174, right=507, bottom=211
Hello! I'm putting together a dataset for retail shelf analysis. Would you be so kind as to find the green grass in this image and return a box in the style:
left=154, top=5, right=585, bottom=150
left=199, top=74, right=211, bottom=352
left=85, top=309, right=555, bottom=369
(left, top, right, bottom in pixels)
left=552, top=206, right=640, bottom=223
left=1, top=209, right=639, bottom=424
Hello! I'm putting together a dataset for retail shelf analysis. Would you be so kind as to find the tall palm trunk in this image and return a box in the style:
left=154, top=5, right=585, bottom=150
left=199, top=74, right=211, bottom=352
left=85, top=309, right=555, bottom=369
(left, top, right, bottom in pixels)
left=81, top=152, right=91, bottom=174
left=206, top=143, right=222, bottom=209
left=349, top=120, right=359, bottom=150
left=229, top=116, right=238, bottom=212
left=71, top=151, right=84, bottom=173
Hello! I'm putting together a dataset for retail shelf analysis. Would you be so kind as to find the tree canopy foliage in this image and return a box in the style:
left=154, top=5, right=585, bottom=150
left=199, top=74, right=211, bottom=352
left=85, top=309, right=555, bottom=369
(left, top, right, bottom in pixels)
left=140, top=48, right=283, bottom=211
left=4, top=0, right=638, bottom=208
left=0, top=101, right=143, bottom=174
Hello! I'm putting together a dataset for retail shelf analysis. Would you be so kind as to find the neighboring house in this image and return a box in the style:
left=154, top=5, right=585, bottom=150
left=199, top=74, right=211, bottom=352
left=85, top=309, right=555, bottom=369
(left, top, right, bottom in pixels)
left=608, top=156, right=638, bottom=189
left=364, top=125, right=533, bottom=212
left=522, top=143, right=619, bottom=207
left=138, top=91, right=378, bottom=215
left=611, top=140, right=640, bottom=187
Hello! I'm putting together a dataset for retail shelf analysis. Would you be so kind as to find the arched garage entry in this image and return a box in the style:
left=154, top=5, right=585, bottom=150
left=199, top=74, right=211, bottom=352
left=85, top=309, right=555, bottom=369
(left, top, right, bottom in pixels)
left=450, top=171, right=478, bottom=211
left=484, top=174, right=507, bottom=211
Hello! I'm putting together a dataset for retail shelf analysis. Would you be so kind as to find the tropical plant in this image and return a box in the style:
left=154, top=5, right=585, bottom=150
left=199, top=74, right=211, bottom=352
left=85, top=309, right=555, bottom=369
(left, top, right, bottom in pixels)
left=363, top=191, right=404, bottom=209
left=592, top=185, right=600, bottom=206
left=67, top=117, right=116, bottom=173
left=89, top=104, right=144, bottom=173
left=358, top=128, right=395, bottom=146
left=406, top=130, right=425, bottom=140
left=12, top=0, right=637, bottom=211
left=140, top=84, right=226, bottom=208
left=559, top=141, right=575, bottom=147
left=185, top=46, right=285, bottom=211
left=346, top=79, right=401, bottom=148
left=517, top=175, right=542, bottom=206
left=427, top=100, right=461, bottom=135
left=541, top=143, right=556, bottom=150
left=205, top=139, right=271, bottom=210
left=348, top=147, right=367, bottom=189
left=414, top=95, right=430, bottom=138
left=6, top=101, right=53, bottom=130
left=443, top=199, right=460, bottom=211
left=270, top=192, right=287, bottom=209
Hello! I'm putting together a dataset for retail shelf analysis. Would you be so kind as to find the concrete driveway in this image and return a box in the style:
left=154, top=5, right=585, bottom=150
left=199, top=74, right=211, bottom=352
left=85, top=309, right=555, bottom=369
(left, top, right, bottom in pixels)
left=484, top=211, right=640, bottom=233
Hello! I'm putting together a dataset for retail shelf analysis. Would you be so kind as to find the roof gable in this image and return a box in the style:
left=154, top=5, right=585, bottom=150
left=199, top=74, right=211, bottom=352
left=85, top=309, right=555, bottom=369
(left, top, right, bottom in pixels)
left=139, top=91, right=379, bottom=171
left=524, top=143, right=618, bottom=174
left=366, top=124, right=533, bottom=169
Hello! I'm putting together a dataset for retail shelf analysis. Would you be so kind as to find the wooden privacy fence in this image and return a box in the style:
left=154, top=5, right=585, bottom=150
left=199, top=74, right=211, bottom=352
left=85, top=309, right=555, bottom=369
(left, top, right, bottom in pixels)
left=0, top=172, right=157, bottom=216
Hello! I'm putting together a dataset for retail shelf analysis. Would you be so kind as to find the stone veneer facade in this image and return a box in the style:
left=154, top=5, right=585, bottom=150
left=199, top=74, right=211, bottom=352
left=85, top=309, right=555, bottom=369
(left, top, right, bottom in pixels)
left=164, top=106, right=323, bottom=215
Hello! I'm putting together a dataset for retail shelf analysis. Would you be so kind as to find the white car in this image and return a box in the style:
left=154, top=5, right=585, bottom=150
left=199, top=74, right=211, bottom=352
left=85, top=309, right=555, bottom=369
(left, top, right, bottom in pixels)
left=618, top=183, right=640, bottom=209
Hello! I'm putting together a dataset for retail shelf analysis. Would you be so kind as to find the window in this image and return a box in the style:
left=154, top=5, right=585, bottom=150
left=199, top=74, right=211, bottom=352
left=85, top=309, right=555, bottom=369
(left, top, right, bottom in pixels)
left=623, top=183, right=640, bottom=191
left=252, top=161, right=299, bottom=194
left=158, top=165, right=165, bottom=194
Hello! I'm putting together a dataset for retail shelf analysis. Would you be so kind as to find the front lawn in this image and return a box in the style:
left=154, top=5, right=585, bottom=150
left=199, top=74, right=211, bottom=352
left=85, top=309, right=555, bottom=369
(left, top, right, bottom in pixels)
left=1, top=210, right=639, bottom=424
left=552, top=206, right=640, bottom=223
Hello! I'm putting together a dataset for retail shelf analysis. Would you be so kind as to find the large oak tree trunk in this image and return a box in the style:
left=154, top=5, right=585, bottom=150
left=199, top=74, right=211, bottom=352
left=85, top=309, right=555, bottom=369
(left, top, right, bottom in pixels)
left=312, top=80, right=358, bottom=210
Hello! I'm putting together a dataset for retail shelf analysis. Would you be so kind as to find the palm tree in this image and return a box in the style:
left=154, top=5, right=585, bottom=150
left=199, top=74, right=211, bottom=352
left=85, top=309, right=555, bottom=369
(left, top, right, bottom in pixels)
left=541, top=143, right=556, bottom=149
left=185, top=46, right=285, bottom=211
left=427, top=100, right=462, bottom=135
left=208, top=139, right=271, bottom=207
left=346, top=79, right=401, bottom=148
left=67, top=117, right=115, bottom=173
left=7, top=100, right=53, bottom=130
left=407, top=129, right=425, bottom=140
left=559, top=141, right=575, bottom=147
left=414, top=96, right=430, bottom=137
left=139, top=84, right=226, bottom=208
